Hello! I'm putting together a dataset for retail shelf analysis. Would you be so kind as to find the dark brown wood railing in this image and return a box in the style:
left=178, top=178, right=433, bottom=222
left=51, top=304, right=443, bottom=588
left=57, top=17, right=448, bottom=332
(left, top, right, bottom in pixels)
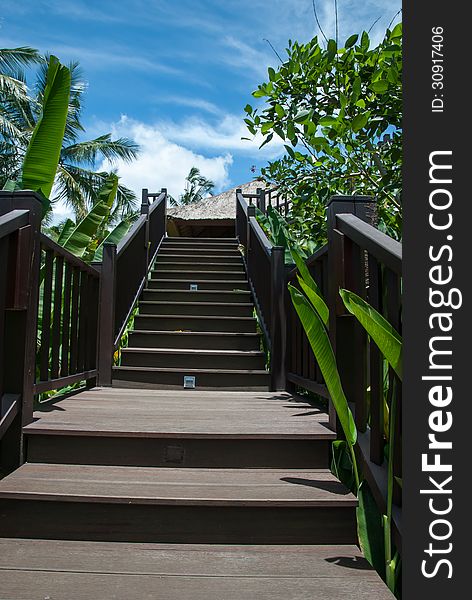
left=238, top=189, right=402, bottom=549
left=236, top=190, right=286, bottom=391
left=98, top=189, right=167, bottom=385
left=0, top=191, right=100, bottom=471
left=35, top=234, right=100, bottom=394
left=286, top=243, right=329, bottom=399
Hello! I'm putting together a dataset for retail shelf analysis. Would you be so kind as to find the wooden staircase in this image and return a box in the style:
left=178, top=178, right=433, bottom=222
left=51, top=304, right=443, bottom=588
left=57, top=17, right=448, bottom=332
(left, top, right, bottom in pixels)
left=0, top=389, right=393, bottom=598
left=113, top=237, right=270, bottom=390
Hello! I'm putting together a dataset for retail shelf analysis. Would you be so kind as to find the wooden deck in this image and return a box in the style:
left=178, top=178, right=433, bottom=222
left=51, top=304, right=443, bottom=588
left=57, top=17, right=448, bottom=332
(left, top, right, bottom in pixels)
left=0, top=388, right=393, bottom=598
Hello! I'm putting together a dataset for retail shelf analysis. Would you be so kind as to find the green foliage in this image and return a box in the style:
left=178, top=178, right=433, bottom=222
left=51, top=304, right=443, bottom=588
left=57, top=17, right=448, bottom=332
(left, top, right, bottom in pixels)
left=52, top=173, right=131, bottom=262
left=288, top=284, right=357, bottom=449
left=245, top=23, right=402, bottom=241
left=22, top=56, right=71, bottom=200
left=340, top=289, right=402, bottom=380
left=0, top=47, right=139, bottom=220
left=290, top=247, right=402, bottom=595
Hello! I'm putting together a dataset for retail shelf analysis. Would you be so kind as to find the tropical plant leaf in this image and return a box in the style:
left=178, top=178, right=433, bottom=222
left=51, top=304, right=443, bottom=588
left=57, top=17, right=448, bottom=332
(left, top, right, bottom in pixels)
left=291, top=246, right=329, bottom=325
left=288, top=283, right=356, bottom=445
left=357, top=481, right=386, bottom=578
left=331, top=440, right=355, bottom=492
left=339, top=289, right=402, bottom=380
left=61, top=201, right=110, bottom=257
left=22, top=55, right=71, bottom=199
left=93, top=220, right=130, bottom=261
left=56, top=218, right=76, bottom=246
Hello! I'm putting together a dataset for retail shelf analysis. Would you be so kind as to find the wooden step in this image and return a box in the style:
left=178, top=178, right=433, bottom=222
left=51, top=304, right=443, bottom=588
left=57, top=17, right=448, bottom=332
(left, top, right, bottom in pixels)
left=133, top=314, right=257, bottom=333
left=0, top=464, right=357, bottom=544
left=159, top=247, right=241, bottom=256
left=120, top=348, right=266, bottom=370
left=112, top=366, right=270, bottom=390
left=150, top=270, right=246, bottom=280
left=128, top=330, right=261, bottom=351
left=148, top=279, right=250, bottom=291
left=23, top=389, right=334, bottom=469
left=164, top=237, right=238, bottom=242
left=155, top=253, right=242, bottom=263
left=0, top=539, right=395, bottom=600
left=142, top=289, right=252, bottom=303
left=138, top=301, right=254, bottom=317
left=154, top=262, right=245, bottom=273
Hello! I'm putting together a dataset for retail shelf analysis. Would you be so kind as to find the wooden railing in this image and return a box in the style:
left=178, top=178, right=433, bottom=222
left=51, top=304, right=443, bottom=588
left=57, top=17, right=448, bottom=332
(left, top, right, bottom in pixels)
left=0, top=191, right=100, bottom=471
left=236, top=189, right=286, bottom=391
left=243, top=186, right=292, bottom=216
left=98, top=189, right=167, bottom=385
left=35, top=234, right=100, bottom=394
left=286, top=243, right=329, bottom=399
left=238, top=189, right=402, bottom=549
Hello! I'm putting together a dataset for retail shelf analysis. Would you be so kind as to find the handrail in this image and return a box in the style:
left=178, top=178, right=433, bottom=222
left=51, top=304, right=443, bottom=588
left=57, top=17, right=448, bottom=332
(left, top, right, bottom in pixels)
left=40, top=233, right=100, bottom=277
left=337, top=213, right=402, bottom=274
left=116, top=214, right=147, bottom=256
left=0, top=210, right=29, bottom=239
left=148, top=191, right=166, bottom=215
left=248, top=216, right=272, bottom=256
left=236, top=191, right=249, bottom=216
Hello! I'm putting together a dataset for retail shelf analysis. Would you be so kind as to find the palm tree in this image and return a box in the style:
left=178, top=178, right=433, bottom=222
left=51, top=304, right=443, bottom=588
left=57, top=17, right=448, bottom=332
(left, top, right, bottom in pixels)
left=175, top=167, right=215, bottom=205
left=0, top=49, right=140, bottom=220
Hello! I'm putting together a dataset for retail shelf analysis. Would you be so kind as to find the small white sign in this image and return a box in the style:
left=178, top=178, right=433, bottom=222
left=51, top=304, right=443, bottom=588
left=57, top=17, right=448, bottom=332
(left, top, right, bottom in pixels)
left=183, top=376, right=196, bottom=389
left=190, top=284, right=198, bottom=291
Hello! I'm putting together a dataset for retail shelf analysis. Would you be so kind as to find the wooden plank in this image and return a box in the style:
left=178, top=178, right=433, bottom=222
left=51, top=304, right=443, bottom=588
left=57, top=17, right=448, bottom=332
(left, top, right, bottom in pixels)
left=33, top=370, right=97, bottom=395
left=0, top=570, right=394, bottom=600
left=39, top=248, right=54, bottom=381
left=77, top=271, right=88, bottom=374
left=0, top=464, right=357, bottom=506
left=368, top=254, right=384, bottom=464
left=60, top=262, right=72, bottom=378
left=68, top=267, right=80, bottom=374
left=24, top=390, right=333, bottom=439
left=50, top=255, right=64, bottom=380
left=0, top=539, right=390, bottom=581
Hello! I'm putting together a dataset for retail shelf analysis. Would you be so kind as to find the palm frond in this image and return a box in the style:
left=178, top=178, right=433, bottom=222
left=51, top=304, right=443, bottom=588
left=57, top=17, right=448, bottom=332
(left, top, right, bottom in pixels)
left=61, top=134, right=140, bottom=166
left=0, top=47, right=43, bottom=72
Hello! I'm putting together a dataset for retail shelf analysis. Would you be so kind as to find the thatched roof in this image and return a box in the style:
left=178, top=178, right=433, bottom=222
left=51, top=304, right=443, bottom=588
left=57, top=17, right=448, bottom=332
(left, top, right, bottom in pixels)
left=167, top=180, right=263, bottom=222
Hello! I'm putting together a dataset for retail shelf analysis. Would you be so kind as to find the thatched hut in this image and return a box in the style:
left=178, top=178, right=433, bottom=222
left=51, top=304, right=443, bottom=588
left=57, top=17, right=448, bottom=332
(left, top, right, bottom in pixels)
left=166, top=180, right=263, bottom=238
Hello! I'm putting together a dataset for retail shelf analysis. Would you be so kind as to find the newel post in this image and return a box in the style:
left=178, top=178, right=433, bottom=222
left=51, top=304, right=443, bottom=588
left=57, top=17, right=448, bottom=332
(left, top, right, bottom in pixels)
left=270, top=246, right=287, bottom=391
left=0, top=191, right=42, bottom=471
left=326, top=195, right=376, bottom=432
left=97, top=242, right=117, bottom=386
left=141, top=188, right=150, bottom=272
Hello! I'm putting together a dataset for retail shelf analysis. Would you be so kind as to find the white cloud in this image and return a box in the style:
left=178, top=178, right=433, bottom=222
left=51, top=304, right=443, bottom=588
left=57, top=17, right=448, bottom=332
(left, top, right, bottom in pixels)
left=95, top=113, right=284, bottom=200
left=98, top=116, right=233, bottom=200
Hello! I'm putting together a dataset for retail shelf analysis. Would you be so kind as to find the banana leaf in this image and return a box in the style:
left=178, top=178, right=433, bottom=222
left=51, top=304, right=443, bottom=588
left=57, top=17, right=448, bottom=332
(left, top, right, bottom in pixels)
left=60, top=174, right=119, bottom=258
left=357, top=480, right=386, bottom=578
left=60, top=201, right=109, bottom=257
left=340, top=289, right=402, bottom=380
left=56, top=219, right=76, bottom=246
left=288, top=283, right=357, bottom=445
left=22, top=56, right=71, bottom=200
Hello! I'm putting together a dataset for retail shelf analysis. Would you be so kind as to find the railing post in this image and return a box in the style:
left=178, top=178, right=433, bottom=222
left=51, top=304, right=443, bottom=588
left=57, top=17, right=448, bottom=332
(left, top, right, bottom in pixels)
left=0, top=191, right=42, bottom=472
left=327, top=195, right=376, bottom=432
left=270, top=246, right=287, bottom=391
left=97, top=243, right=117, bottom=387
left=235, top=188, right=242, bottom=241
left=256, top=187, right=266, bottom=214
left=141, top=189, right=150, bottom=273
left=246, top=204, right=255, bottom=261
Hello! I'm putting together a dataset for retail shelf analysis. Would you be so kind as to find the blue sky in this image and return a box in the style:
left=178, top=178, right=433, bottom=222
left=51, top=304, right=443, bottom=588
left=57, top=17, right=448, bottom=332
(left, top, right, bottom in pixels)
left=1, top=0, right=400, bottom=217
